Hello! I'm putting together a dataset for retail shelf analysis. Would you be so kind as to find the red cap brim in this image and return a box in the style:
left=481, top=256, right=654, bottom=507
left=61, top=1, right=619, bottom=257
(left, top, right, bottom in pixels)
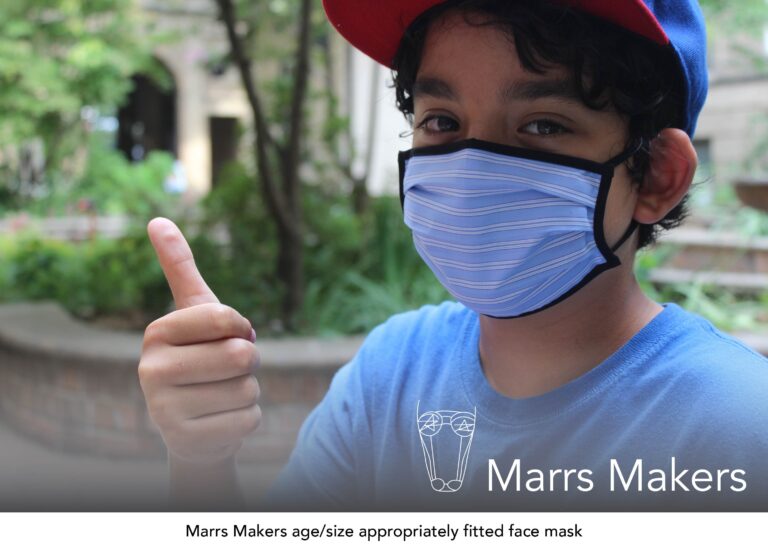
left=323, top=0, right=669, bottom=68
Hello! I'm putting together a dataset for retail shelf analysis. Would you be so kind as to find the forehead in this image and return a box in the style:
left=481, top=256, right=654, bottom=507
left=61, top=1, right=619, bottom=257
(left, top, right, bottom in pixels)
left=416, top=10, right=572, bottom=99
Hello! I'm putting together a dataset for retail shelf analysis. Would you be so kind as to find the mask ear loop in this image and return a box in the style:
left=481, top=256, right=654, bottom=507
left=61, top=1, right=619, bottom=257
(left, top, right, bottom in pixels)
left=606, top=137, right=648, bottom=252
left=610, top=220, right=639, bottom=252
left=605, top=137, right=647, bottom=168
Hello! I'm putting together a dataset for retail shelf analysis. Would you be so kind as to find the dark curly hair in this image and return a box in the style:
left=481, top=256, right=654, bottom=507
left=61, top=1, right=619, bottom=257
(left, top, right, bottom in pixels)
left=391, top=0, right=689, bottom=250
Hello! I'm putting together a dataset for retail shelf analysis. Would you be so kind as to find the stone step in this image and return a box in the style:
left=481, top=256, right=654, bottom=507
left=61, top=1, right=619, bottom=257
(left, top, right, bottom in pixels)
left=731, top=331, right=768, bottom=356
left=658, top=227, right=768, bottom=250
left=734, top=178, right=768, bottom=212
left=648, top=267, right=768, bottom=293
left=655, top=228, right=768, bottom=274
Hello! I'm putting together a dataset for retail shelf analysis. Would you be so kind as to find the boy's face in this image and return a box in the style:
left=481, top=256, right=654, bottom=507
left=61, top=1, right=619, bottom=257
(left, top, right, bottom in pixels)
left=411, top=10, right=639, bottom=255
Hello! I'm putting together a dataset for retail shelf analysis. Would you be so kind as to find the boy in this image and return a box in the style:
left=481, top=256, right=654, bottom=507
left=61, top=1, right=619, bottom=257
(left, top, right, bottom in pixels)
left=139, top=0, right=768, bottom=511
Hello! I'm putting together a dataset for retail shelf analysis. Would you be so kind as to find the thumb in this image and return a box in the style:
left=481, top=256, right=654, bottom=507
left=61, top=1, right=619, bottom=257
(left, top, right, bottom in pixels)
left=147, top=217, right=219, bottom=309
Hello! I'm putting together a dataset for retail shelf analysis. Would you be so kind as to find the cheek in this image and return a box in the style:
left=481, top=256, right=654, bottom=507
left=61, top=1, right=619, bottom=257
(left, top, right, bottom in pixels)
left=602, top=168, right=639, bottom=244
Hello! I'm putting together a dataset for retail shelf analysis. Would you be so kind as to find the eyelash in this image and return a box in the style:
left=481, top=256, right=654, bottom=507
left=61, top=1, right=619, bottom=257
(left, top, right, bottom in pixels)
left=415, top=114, right=572, bottom=137
left=415, top=115, right=459, bottom=134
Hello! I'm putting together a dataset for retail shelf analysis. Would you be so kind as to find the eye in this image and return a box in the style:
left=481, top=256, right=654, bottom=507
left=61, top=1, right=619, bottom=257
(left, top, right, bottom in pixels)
left=416, top=114, right=459, bottom=134
left=520, top=119, right=571, bottom=137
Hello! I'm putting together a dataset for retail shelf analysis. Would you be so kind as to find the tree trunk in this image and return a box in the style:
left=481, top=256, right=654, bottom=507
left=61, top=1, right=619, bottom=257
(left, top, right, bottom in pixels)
left=276, top=0, right=312, bottom=330
left=276, top=221, right=304, bottom=331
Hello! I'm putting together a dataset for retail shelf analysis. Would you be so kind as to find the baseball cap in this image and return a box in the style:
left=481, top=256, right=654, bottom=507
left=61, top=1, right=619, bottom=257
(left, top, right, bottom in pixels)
left=322, top=0, right=709, bottom=136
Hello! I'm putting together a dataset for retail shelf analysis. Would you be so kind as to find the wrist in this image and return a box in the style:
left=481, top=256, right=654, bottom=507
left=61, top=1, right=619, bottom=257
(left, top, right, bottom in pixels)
left=168, top=451, right=244, bottom=510
left=169, top=451, right=237, bottom=474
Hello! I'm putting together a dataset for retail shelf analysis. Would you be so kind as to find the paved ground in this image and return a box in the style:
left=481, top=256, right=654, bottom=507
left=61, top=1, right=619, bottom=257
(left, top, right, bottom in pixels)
left=0, top=418, right=282, bottom=511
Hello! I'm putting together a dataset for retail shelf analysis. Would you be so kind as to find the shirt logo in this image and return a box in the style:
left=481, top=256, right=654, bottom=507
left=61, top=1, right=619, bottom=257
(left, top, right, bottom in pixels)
left=417, top=402, right=477, bottom=493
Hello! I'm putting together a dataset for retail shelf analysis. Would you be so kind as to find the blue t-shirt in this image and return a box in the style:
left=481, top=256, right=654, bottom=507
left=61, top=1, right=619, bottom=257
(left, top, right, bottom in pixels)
left=266, top=302, right=768, bottom=510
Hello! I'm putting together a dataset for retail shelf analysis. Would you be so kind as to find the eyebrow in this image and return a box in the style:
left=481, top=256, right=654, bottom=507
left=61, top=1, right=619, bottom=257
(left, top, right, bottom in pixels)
left=502, top=79, right=583, bottom=104
left=412, top=77, right=457, bottom=101
left=412, top=76, right=583, bottom=105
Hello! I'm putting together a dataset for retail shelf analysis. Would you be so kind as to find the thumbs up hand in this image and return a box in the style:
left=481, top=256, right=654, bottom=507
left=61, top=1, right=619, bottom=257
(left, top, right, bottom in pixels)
left=138, top=218, right=261, bottom=467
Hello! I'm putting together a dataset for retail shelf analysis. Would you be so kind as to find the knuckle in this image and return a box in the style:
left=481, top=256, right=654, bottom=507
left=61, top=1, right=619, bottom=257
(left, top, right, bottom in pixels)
left=241, top=375, right=261, bottom=404
left=149, top=352, right=184, bottom=385
left=142, top=347, right=188, bottom=387
left=209, top=304, right=239, bottom=336
left=138, top=356, right=164, bottom=389
left=143, top=318, right=167, bottom=347
left=137, top=358, right=153, bottom=389
left=224, top=338, right=253, bottom=373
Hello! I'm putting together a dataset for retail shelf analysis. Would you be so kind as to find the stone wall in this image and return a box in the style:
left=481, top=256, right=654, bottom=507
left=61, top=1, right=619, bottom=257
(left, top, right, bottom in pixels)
left=0, top=303, right=362, bottom=464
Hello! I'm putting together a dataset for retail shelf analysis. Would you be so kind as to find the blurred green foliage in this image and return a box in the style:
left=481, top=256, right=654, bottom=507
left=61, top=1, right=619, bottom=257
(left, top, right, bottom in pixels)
left=0, top=136, right=182, bottom=326
left=700, top=0, right=768, bottom=35
left=0, top=231, right=168, bottom=323
left=0, top=0, right=170, bottom=208
left=660, top=282, right=767, bottom=333
left=17, top=133, right=178, bottom=219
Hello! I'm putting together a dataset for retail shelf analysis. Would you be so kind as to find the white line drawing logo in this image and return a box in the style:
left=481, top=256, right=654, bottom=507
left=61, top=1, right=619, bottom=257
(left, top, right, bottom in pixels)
left=417, top=401, right=476, bottom=493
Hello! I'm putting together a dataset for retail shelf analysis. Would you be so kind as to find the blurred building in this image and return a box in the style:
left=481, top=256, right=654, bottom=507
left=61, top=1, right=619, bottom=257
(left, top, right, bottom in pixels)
left=689, top=25, right=768, bottom=184
left=133, top=0, right=409, bottom=198
left=127, top=0, right=249, bottom=196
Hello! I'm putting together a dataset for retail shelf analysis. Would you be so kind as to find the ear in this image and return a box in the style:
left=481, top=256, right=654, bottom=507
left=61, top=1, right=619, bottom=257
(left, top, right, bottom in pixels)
left=632, top=128, right=697, bottom=225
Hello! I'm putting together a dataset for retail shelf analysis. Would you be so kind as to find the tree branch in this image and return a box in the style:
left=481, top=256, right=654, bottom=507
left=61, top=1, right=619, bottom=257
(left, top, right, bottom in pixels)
left=215, top=0, right=296, bottom=235
left=282, top=0, right=312, bottom=207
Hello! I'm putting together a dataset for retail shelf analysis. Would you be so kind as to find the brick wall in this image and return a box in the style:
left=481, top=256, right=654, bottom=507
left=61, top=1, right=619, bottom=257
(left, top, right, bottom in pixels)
left=0, top=345, right=340, bottom=464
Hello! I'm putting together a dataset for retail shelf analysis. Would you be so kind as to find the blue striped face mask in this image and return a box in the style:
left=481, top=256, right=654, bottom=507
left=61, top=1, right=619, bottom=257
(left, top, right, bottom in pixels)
left=398, top=139, right=639, bottom=319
